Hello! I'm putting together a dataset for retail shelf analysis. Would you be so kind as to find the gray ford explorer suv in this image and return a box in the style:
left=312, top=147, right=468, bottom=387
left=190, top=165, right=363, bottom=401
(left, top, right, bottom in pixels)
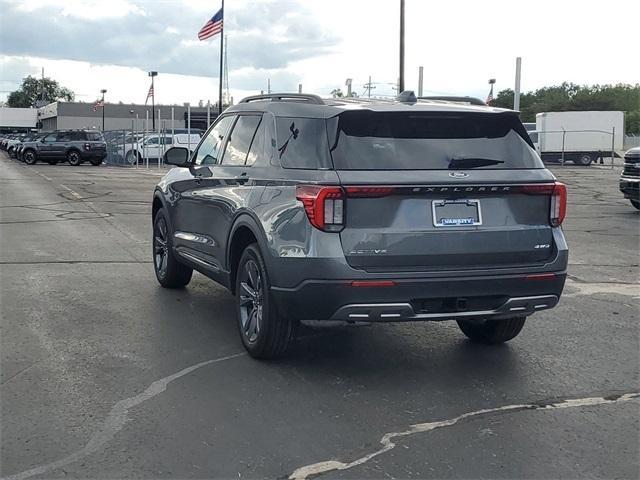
left=152, top=92, right=568, bottom=359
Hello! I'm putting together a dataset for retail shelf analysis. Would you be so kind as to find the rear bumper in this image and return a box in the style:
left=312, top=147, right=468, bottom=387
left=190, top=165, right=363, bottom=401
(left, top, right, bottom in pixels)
left=620, top=176, right=640, bottom=199
left=271, top=272, right=566, bottom=322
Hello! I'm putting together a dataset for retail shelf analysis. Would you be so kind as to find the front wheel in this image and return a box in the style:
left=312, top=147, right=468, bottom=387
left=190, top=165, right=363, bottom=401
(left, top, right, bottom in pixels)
left=23, top=150, right=37, bottom=165
left=67, top=150, right=82, bottom=166
left=631, top=199, right=640, bottom=210
left=153, top=210, right=193, bottom=288
left=236, top=244, right=295, bottom=359
left=457, top=316, right=526, bottom=344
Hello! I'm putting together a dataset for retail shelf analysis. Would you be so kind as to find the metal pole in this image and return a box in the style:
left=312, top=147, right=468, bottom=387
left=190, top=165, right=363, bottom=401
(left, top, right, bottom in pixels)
left=158, top=108, right=162, bottom=168
left=399, top=0, right=405, bottom=93
left=418, top=66, right=424, bottom=97
left=101, top=91, right=105, bottom=131
left=268, top=78, right=271, bottom=94
left=151, top=75, right=155, bottom=131
left=207, top=101, right=211, bottom=128
left=298, top=83, right=302, bottom=94
left=611, top=126, right=615, bottom=169
left=514, top=57, right=522, bottom=111
left=187, top=103, right=191, bottom=155
left=135, top=114, right=139, bottom=168
left=145, top=110, right=149, bottom=168
left=561, top=130, right=566, bottom=166
left=171, top=107, right=175, bottom=141
left=218, top=0, right=224, bottom=115
left=131, top=119, right=135, bottom=168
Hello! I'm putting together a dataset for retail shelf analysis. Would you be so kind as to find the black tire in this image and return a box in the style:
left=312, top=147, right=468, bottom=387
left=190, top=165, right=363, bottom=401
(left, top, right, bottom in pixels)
left=235, top=244, right=295, bottom=359
left=23, top=150, right=37, bottom=165
left=47, top=159, right=59, bottom=165
left=126, top=150, right=140, bottom=164
left=152, top=210, right=193, bottom=288
left=457, top=316, right=526, bottom=344
left=630, top=199, right=640, bottom=210
left=67, top=150, right=82, bottom=166
left=573, top=153, right=593, bottom=166
left=89, top=157, right=103, bottom=166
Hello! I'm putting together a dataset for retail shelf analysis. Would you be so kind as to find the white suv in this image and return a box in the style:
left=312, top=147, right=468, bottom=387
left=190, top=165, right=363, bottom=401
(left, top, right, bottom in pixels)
left=122, top=133, right=201, bottom=164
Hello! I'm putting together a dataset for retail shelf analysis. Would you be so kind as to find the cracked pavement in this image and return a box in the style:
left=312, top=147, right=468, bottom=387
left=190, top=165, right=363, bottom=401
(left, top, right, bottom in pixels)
left=1, top=157, right=638, bottom=479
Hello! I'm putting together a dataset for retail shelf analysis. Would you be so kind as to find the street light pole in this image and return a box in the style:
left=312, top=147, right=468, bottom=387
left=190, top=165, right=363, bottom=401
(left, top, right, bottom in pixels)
left=148, top=71, right=158, bottom=131
left=100, top=89, right=107, bottom=131
left=399, top=0, right=405, bottom=93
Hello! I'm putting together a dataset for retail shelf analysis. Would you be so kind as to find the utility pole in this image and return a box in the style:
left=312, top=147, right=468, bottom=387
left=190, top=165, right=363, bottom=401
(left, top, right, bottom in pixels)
left=364, top=76, right=376, bottom=98
left=267, top=78, right=271, bottom=94
left=399, top=0, right=405, bottom=93
left=100, top=89, right=107, bottom=131
left=418, top=66, right=424, bottom=97
left=148, top=71, right=158, bottom=131
left=514, top=57, right=522, bottom=111
left=298, top=84, right=302, bottom=94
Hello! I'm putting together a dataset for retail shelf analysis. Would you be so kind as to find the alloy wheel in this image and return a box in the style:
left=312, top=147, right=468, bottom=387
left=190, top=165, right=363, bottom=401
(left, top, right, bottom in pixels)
left=238, top=259, right=263, bottom=343
left=153, top=217, right=168, bottom=277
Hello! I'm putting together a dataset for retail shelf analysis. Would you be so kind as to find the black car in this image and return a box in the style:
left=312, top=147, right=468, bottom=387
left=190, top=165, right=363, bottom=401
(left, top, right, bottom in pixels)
left=152, top=92, right=568, bottom=359
left=620, top=147, right=640, bottom=210
left=21, top=130, right=107, bottom=166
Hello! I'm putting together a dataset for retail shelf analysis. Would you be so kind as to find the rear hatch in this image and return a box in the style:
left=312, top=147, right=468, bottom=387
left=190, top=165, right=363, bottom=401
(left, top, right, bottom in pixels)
left=328, top=110, right=561, bottom=272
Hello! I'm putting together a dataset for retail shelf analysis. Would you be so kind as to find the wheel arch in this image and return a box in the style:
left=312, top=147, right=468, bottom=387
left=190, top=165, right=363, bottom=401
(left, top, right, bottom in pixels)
left=227, top=214, right=270, bottom=295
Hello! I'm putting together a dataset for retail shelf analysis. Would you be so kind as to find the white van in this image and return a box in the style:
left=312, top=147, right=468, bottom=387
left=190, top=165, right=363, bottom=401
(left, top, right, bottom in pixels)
left=123, top=133, right=201, bottom=163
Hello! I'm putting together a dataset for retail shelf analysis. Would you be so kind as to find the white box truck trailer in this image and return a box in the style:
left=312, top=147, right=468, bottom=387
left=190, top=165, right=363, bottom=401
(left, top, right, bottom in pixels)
left=535, top=111, right=624, bottom=165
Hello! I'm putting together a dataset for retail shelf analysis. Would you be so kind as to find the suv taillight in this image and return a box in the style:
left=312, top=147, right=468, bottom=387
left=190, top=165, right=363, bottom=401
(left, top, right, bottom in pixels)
left=84, top=143, right=91, bottom=151
left=518, top=182, right=567, bottom=227
left=549, top=182, right=567, bottom=227
left=296, top=185, right=344, bottom=232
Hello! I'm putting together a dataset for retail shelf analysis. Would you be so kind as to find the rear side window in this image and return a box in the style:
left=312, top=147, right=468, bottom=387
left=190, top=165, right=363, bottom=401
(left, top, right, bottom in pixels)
left=329, top=111, right=543, bottom=170
left=86, top=132, right=103, bottom=141
left=222, top=115, right=262, bottom=166
left=276, top=117, right=331, bottom=169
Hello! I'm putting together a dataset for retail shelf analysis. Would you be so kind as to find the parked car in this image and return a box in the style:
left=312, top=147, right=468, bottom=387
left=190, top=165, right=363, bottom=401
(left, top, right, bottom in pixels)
left=9, top=133, right=40, bottom=159
left=152, top=92, right=568, bottom=359
left=5, top=133, right=29, bottom=157
left=21, top=130, right=107, bottom=166
left=620, top=147, right=640, bottom=210
left=121, top=133, right=201, bottom=164
left=1, top=134, right=18, bottom=151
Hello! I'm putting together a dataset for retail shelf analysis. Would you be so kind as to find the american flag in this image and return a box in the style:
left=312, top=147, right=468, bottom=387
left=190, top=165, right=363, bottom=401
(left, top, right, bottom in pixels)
left=145, top=83, right=154, bottom=105
left=198, top=7, right=223, bottom=41
left=93, top=99, right=104, bottom=112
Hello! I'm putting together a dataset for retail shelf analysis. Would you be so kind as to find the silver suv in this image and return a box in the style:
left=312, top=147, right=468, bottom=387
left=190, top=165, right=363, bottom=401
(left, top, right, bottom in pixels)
left=152, top=93, right=568, bottom=358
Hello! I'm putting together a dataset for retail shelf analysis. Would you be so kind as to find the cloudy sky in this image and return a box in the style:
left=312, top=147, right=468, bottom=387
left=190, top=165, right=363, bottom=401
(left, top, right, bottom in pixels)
left=0, top=0, right=638, bottom=106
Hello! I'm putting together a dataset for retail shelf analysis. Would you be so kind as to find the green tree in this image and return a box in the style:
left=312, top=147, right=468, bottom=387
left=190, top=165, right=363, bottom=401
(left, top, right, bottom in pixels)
left=492, top=83, right=640, bottom=134
left=6, top=76, right=75, bottom=108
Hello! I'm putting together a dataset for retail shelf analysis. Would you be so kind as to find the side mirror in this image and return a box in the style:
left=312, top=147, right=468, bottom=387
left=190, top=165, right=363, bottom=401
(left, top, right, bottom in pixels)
left=164, top=147, right=190, bottom=167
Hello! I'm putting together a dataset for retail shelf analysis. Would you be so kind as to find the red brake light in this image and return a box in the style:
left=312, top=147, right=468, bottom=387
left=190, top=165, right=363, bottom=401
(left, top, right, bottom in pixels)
left=296, top=185, right=344, bottom=232
left=550, top=182, right=567, bottom=227
left=345, top=186, right=396, bottom=198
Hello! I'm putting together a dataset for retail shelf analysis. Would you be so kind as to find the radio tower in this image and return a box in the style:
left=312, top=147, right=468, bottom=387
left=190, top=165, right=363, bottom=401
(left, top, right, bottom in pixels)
left=223, top=35, right=230, bottom=106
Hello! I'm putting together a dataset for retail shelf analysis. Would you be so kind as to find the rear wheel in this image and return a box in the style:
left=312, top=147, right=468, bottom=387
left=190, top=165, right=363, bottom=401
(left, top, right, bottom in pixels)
left=631, top=199, right=640, bottom=210
left=67, top=150, right=82, bottom=166
left=23, top=150, right=37, bottom=165
left=236, top=244, right=295, bottom=359
left=126, top=150, right=140, bottom=164
left=573, top=153, right=593, bottom=166
left=457, top=316, right=526, bottom=344
left=153, top=210, right=193, bottom=288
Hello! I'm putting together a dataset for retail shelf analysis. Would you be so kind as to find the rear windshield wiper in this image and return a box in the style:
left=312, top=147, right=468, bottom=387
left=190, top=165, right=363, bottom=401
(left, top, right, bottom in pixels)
left=448, top=157, right=505, bottom=169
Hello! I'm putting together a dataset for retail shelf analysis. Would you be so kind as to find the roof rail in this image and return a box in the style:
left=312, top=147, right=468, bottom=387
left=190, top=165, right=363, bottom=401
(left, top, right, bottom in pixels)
left=239, top=93, right=325, bottom=105
left=419, top=96, right=487, bottom=106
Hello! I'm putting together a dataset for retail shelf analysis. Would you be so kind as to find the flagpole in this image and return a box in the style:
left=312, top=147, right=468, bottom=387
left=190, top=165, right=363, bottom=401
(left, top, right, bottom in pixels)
left=218, top=0, right=224, bottom=115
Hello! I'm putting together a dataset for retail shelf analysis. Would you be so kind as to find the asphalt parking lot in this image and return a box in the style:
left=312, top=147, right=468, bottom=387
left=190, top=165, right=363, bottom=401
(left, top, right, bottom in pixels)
left=1, top=155, right=638, bottom=479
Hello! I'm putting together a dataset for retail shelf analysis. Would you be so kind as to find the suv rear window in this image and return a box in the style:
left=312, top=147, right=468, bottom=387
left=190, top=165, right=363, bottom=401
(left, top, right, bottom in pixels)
left=329, top=111, right=543, bottom=170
